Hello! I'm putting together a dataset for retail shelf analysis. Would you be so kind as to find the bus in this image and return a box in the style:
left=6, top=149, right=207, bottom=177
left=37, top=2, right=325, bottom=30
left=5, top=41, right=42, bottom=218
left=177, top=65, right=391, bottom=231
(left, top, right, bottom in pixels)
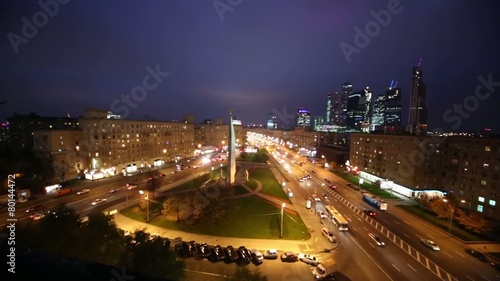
left=363, top=194, right=388, bottom=210
left=325, top=205, right=349, bottom=231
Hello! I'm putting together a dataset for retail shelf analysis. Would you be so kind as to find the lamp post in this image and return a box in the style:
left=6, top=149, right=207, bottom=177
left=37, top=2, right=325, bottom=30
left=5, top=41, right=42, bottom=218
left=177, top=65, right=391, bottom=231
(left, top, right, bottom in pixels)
left=280, top=203, right=286, bottom=238
left=139, top=190, right=150, bottom=223
left=443, top=198, right=465, bottom=236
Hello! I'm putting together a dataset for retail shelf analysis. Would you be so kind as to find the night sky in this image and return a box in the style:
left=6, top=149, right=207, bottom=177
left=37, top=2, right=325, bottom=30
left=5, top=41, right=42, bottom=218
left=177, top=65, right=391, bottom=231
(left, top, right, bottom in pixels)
left=1, top=0, right=499, bottom=132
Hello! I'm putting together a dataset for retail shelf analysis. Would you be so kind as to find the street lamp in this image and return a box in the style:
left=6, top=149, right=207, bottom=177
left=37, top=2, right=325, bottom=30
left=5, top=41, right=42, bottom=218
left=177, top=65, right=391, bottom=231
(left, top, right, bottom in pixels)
left=443, top=198, right=466, bottom=236
left=139, top=190, right=150, bottom=223
left=280, top=203, right=286, bottom=238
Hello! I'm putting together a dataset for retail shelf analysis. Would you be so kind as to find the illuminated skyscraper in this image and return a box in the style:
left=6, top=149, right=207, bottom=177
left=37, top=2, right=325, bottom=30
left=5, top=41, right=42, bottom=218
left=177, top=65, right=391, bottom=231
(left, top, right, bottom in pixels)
left=407, top=64, right=428, bottom=135
left=385, top=87, right=402, bottom=126
left=296, top=108, right=311, bottom=129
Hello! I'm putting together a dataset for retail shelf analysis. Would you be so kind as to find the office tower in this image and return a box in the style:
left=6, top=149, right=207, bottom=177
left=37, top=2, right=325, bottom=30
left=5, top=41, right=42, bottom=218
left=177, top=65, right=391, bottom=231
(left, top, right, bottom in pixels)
left=314, top=116, right=324, bottom=131
left=371, top=95, right=386, bottom=131
left=346, top=86, right=371, bottom=131
left=266, top=113, right=277, bottom=130
left=296, top=107, right=311, bottom=129
left=326, top=93, right=333, bottom=124
left=407, top=65, right=428, bottom=135
left=385, top=87, right=402, bottom=126
left=339, top=83, right=352, bottom=127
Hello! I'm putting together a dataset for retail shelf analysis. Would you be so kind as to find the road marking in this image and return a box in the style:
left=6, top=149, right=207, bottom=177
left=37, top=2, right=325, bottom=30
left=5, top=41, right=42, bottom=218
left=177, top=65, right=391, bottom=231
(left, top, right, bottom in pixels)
left=383, top=219, right=390, bottom=224
left=393, top=220, right=400, bottom=225
left=444, top=252, right=452, bottom=258
left=407, top=264, right=416, bottom=272
left=465, top=275, right=475, bottom=281
left=392, top=264, right=401, bottom=272
left=455, top=251, right=465, bottom=258
left=185, top=269, right=231, bottom=278
left=404, top=220, right=410, bottom=225
left=403, top=233, right=410, bottom=238
left=480, top=276, right=490, bottom=281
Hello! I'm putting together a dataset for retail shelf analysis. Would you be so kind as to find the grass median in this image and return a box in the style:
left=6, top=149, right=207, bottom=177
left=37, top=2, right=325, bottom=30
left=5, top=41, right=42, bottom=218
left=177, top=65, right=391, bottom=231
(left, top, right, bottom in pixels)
left=249, top=168, right=290, bottom=202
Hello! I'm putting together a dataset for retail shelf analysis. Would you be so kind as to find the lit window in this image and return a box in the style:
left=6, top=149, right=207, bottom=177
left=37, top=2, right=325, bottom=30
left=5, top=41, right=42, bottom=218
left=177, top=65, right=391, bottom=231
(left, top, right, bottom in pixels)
left=477, top=205, right=484, bottom=212
left=485, top=146, right=491, bottom=152
left=95, top=152, right=99, bottom=157
left=481, top=180, right=487, bottom=186
left=489, top=200, right=496, bottom=206
left=478, top=196, right=485, bottom=202
left=484, top=163, right=489, bottom=168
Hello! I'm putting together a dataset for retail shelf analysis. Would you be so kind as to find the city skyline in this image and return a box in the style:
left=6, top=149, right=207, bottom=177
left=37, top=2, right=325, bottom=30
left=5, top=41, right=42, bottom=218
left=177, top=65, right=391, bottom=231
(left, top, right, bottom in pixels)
left=2, top=1, right=499, bottom=132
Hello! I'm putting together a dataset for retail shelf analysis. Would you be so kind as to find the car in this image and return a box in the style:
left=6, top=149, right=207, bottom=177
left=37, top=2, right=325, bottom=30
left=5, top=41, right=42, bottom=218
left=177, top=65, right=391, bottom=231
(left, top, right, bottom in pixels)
left=209, top=245, right=226, bottom=262
left=250, top=249, right=264, bottom=265
left=324, top=178, right=331, bottom=183
left=346, top=183, right=354, bottom=188
left=369, top=233, right=385, bottom=246
left=31, top=212, right=45, bottom=220
left=306, top=174, right=312, bottom=179
left=321, top=228, right=336, bottom=243
left=465, top=248, right=487, bottom=262
left=318, top=210, right=327, bottom=219
left=237, top=246, right=251, bottom=264
left=329, top=185, right=337, bottom=189
left=311, top=169, right=317, bottom=173
left=159, top=173, right=166, bottom=177
left=26, top=204, right=44, bottom=213
left=312, top=194, right=321, bottom=202
left=298, top=253, right=319, bottom=266
left=223, top=245, right=239, bottom=263
left=323, top=193, right=329, bottom=200
left=363, top=209, right=377, bottom=217
left=180, top=241, right=197, bottom=258
left=77, top=189, right=90, bottom=195
left=126, top=183, right=138, bottom=190
left=420, top=239, right=440, bottom=251
left=263, top=249, right=278, bottom=259
left=306, top=199, right=312, bottom=209
left=108, top=187, right=121, bottom=193
left=491, top=262, right=500, bottom=272
left=280, top=251, right=298, bottom=262
left=196, top=243, right=211, bottom=260
left=91, top=198, right=107, bottom=206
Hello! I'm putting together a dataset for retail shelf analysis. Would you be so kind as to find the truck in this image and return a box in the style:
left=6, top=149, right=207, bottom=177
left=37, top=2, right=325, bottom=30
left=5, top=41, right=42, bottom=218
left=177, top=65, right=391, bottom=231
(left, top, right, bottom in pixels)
left=312, top=258, right=336, bottom=279
left=54, top=188, right=72, bottom=197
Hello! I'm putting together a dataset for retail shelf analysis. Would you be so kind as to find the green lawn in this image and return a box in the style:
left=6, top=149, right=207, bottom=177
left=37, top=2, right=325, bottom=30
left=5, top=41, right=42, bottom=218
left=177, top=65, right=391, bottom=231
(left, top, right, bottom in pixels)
left=122, top=196, right=310, bottom=240
left=233, top=184, right=250, bottom=195
left=167, top=170, right=222, bottom=193
left=245, top=179, right=258, bottom=190
left=249, top=168, right=290, bottom=201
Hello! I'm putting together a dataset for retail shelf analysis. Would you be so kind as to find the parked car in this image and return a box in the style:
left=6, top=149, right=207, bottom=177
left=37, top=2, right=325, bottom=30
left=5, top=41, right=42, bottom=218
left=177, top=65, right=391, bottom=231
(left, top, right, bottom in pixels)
left=280, top=251, right=298, bottom=262
left=321, top=228, right=336, bottom=243
left=363, top=209, right=377, bottom=217
left=209, top=245, right=226, bottom=262
left=180, top=241, right=197, bottom=257
left=298, top=253, right=319, bottom=266
left=465, top=248, right=487, bottom=262
left=223, top=245, right=239, bottom=263
left=420, top=239, right=440, bottom=251
left=237, top=246, right=251, bottom=265
left=250, top=249, right=264, bottom=265
left=196, top=243, right=211, bottom=260
left=263, top=249, right=278, bottom=259
left=369, top=233, right=385, bottom=246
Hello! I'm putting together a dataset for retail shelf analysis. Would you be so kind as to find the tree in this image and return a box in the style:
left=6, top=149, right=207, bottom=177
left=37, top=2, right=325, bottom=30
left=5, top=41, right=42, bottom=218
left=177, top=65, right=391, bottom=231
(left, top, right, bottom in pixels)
left=229, top=267, right=267, bottom=281
left=373, top=180, right=381, bottom=189
left=454, top=209, right=492, bottom=234
left=427, top=198, right=453, bottom=220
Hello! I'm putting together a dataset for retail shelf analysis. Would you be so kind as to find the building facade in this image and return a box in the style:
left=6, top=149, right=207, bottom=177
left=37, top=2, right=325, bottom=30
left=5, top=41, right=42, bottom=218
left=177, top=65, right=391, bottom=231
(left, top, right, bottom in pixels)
left=349, top=133, right=500, bottom=220
left=296, top=108, right=311, bottom=129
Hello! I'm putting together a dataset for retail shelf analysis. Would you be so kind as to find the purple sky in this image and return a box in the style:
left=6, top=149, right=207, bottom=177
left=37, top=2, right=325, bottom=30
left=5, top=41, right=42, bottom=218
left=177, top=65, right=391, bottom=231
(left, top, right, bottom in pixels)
left=1, top=0, right=499, bottom=132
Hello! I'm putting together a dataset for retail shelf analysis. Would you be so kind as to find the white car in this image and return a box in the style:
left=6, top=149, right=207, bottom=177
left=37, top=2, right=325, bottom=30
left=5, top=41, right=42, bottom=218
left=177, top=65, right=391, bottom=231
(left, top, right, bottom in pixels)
left=318, top=210, right=327, bottom=219
left=91, top=198, right=107, bottom=206
left=77, top=189, right=90, bottom=195
left=421, top=239, right=440, bottom=251
left=298, top=253, right=319, bottom=266
left=312, top=194, right=321, bottom=202
left=321, top=228, right=336, bottom=243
